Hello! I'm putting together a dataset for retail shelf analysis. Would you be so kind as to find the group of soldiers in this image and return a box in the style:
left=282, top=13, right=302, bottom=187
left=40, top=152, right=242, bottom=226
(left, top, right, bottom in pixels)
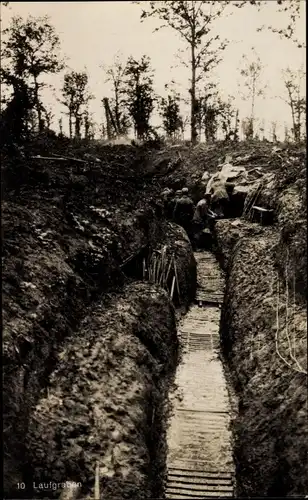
left=161, top=182, right=229, bottom=248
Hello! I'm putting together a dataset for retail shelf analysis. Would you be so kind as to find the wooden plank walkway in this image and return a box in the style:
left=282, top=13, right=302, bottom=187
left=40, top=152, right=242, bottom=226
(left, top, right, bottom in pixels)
left=165, top=252, right=235, bottom=499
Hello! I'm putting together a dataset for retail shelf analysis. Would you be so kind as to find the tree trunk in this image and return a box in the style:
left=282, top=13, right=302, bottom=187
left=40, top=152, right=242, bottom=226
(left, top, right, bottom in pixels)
left=296, top=89, right=302, bottom=142
left=115, top=85, right=120, bottom=134
left=290, top=100, right=296, bottom=142
left=251, top=78, right=256, bottom=139
left=69, top=111, right=72, bottom=139
left=75, top=114, right=81, bottom=139
left=33, top=75, right=42, bottom=132
left=190, top=41, right=198, bottom=145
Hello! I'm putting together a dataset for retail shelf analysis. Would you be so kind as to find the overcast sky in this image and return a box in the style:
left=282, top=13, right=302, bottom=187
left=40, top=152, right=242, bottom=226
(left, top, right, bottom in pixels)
left=1, top=1, right=306, bottom=139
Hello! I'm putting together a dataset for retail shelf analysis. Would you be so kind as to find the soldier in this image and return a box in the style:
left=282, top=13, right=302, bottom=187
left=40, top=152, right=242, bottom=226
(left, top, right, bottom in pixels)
left=167, top=189, right=182, bottom=220
left=192, top=196, right=210, bottom=249
left=173, top=187, right=195, bottom=239
left=193, top=196, right=209, bottom=226
left=160, top=187, right=174, bottom=218
left=209, top=181, right=229, bottom=218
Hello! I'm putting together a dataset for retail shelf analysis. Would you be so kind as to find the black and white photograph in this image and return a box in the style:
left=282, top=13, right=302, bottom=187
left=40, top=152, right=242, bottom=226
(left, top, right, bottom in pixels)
left=1, top=1, right=306, bottom=499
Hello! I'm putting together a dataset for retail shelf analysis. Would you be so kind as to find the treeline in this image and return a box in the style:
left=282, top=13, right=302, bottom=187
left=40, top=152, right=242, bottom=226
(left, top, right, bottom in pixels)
left=0, top=1, right=305, bottom=146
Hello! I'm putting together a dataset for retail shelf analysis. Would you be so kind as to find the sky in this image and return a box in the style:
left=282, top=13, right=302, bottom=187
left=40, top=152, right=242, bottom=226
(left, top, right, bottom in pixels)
left=1, top=1, right=306, bottom=139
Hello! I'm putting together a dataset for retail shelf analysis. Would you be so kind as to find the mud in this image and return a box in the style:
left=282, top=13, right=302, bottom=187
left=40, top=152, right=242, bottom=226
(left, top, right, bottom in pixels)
left=2, top=202, right=162, bottom=496
left=24, top=282, right=177, bottom=499
left=2, top=142, right=174, bottom=497
left=217, top=219, right=307, bottom=497
left=3, top=137, right=200, bottom=498
left=3, top=138, right=306, bottom=499
left=275, top=183, right=307, bottom=302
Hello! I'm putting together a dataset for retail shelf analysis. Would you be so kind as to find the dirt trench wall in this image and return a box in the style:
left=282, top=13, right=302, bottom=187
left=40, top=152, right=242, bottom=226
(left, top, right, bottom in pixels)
left=274, top=184, right=307, bottom=302
left=3, top=200, right=163, bottom=494
left=24, top=282, right=178, bottom=500
left=2, top=139, right=197, bottom=499
left=217, top=220, right=307, bottom=497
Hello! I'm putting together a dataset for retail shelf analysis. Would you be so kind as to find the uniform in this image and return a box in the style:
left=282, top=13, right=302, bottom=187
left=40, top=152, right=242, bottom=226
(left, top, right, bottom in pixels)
left=173, top=189, right=195, bottom=237
left=210, top=182, right=229, bottom=218
left=168, top=190, right=182, bottom=220
left=193, top=198, right=209, bottom=225
left=161, top=188, right=174, bottom=218
left=192, top=198, right=210, bottom=248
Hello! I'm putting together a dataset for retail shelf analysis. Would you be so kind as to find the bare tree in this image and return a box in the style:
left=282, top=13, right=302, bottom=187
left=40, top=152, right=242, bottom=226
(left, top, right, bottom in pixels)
left=44, top=107, right=54, bottom=130
left=58, top=117, right=63, bottom=136
left=239, top=48, right=265, bottom=138
left=136, top=1, right=230, bottom=144
left=282, top=66, right=305, bottom=143
left=217, top=95, right=238, bottom=141
left=233, top=109, right=240, bottom=141
left=271, top=121, right=278, bottom=142
left=83, top=108, right=96, bottom=140
left=101, top=53, right=130, bottom=136
left=259, top=118, right=266, bottom=140
left=241, top=117, right=254, bottom=141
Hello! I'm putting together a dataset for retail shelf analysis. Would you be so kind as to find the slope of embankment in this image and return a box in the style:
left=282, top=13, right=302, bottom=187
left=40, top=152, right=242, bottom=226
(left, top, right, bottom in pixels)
left=2, top=137, right=196, bottom=498
left=216, top=147, right=307, bottom=497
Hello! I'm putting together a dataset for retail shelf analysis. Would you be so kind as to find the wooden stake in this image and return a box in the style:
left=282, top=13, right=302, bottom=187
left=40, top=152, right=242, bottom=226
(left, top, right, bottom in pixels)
left=148, top=255, right=153, bottom=281
left=156, top=255, right=162, bottom=284
left=165, top=258, right=173, bottom=288
left=94, top=461, right=100, bottom=500
left=159, top=253, right=166, bottom=286
left=152, top=254, right=156, bottom=282
left=173, top=257, right=181, bottom=303
left=170, top=275, right=176, bottom=300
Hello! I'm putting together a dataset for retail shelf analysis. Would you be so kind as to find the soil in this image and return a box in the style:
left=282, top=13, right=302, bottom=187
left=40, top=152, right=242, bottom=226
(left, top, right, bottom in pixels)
left=217, top=219, right=307, bottom=497
left=2, top=137, right=197, bottom=498
left=25, top=283, right=177, bottom=499
left=154, top=140, right=303, bottom=202
left=213, top=143, right=306, bottom=497
left=2, top=135, right=306, bottom=498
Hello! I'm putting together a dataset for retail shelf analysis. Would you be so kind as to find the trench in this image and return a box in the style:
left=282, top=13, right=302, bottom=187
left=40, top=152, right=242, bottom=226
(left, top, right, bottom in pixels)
left=164, top=251, right=236, bottom=499
left=5, top=205, right=239, bottom=500
left=116, top=223, right=238, bottom=499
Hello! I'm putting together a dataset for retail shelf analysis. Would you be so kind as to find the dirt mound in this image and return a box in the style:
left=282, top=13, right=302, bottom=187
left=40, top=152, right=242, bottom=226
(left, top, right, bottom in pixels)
left=214, top=142, right=306, bottom=300
left=2, top=141, right=168, bottom=496
left=217, top=220, right=307, bottom=497
left=25, top=282, right=177, bottom=500
left=153, top=141, right=284, bottom=202
left=2, top=137, right=199, bottom=498
left=214, top=219, right=265, bottom=268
